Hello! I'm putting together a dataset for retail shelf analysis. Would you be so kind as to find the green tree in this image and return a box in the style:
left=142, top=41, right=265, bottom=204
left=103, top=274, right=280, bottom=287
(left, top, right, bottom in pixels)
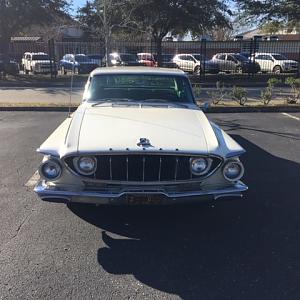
left=77, top=0, right=140, bottom=66
left=129, top=0, right=231, bottom=65
left=236, top=0, right=300, bottom=29
left=0, top=0, right=69, bottom=74
left=77, top=0, right=231, bottom=66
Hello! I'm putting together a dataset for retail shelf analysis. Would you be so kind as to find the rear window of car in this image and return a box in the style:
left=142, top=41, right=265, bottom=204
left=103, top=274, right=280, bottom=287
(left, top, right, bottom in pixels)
left=32, top=55, right=49, bottom=60
left=86, top=74, right=194, bottom=103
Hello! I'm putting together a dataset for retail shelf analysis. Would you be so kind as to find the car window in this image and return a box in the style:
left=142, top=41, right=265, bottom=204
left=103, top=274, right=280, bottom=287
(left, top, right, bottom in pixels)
left=227, top=55, right=236, bottom=62
left=218, top=54, right=226, bottom=60
left=86, top=74, right=194, bottom=103
left=75, top=55, right=91, bottom=62
left=32, top=55, right=50, bottom=60
left=272, top=54, right=288, bottom=60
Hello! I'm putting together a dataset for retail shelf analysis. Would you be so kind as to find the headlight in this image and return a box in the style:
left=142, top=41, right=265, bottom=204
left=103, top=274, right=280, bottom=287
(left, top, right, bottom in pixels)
left=75, top=156, right=97, bottom=175
left=190, top=157, right=212, bottom=176
left=223, top=160, right=244, bottom=182
left=39, top=160, right=62, bottom=180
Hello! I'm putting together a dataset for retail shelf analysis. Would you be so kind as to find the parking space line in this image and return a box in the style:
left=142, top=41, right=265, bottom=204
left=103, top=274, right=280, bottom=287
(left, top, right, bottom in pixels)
left=25, top=171, right=40, bottom=187
left=282, top=113, right=300, bottom=121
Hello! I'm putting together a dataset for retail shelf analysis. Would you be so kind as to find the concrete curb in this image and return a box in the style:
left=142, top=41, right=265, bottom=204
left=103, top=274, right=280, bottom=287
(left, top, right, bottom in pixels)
left=1, top=105, right=299, bottom=113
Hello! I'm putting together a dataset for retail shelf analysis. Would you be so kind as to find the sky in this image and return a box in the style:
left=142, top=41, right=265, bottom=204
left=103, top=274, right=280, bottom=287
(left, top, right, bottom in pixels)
left=72, top=0, right=86, bottom=12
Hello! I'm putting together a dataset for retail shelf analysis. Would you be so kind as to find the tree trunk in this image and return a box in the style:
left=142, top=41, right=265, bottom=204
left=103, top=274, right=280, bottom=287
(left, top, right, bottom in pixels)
left=154, top=36, right=163, bottom=67
left=0, top=34, right=11, bottom=79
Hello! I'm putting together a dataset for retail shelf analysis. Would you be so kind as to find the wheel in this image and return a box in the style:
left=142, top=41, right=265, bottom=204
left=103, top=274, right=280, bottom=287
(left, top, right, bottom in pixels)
left=240, top=96, right=247, bottom=106
left=61, top=66, right=67, bottom=75
left=273, top=65, right=282, bottom=74
left=73, top=67, right=79, bottom=75
left=193, top=66, right=201, bottom=76
left=236, top=66, right=243, bottom=74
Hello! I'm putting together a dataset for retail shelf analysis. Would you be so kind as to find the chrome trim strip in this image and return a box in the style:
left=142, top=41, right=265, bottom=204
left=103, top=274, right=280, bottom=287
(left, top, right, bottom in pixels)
left=225, top=150, right=246, bottom=158
left=158, top=157, right=162, bottom=181
left=126, top=157, right=129, bottom=181
left=142, top=157, right=145, bottom=182
left=109, top=157, right=112, bottom=180
left=175, top=158, right=179, bottom=180
left=35, top=181, right=248, bottom=200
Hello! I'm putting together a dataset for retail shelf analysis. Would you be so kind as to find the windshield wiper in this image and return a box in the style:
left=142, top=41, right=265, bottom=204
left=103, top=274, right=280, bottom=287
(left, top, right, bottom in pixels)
left=142, top=99, right=188, bottom=108
left=91, top=98, right=138, bottom=107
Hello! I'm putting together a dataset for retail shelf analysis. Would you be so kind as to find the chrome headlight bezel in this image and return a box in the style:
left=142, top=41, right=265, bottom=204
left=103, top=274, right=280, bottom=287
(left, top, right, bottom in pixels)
left=222, top=160, right=245, bottom=182
left=190, top=157, right=212, bottom=176
left=39, top=159, right=62, bottom=181
left=74, top=156, right=97, bottom=176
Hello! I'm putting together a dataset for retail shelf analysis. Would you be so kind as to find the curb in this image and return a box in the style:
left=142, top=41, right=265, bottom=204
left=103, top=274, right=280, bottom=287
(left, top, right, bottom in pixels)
left=0, top=106, right=299, bottom=113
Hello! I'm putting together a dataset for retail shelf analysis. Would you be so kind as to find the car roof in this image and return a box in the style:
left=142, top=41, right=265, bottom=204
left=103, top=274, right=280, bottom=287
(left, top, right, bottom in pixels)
left=255, top=53, right=280, bottom=55
left=91, top=67, right=185, bottom=76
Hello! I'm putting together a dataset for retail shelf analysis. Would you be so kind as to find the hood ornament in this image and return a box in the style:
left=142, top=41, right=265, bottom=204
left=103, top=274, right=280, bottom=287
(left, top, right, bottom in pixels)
left=137, top=138, right=152, bottom=148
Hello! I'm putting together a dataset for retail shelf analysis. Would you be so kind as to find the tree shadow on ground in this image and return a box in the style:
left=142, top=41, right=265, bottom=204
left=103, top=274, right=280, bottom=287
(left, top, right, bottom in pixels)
left=69, top=135, right=300, bottom=300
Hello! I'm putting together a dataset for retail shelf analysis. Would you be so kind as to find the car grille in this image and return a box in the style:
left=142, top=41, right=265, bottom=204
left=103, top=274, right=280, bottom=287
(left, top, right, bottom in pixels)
left=65, top=154, right=222, bottom=183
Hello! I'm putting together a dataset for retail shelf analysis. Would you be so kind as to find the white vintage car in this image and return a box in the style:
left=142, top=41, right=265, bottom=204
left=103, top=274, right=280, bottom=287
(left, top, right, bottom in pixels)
left=34, top=67, right=247, bottom=205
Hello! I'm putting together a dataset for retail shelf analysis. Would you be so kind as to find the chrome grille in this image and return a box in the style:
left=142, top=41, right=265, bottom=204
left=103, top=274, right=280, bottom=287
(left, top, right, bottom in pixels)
left=65, top=154, right=222, bottom=183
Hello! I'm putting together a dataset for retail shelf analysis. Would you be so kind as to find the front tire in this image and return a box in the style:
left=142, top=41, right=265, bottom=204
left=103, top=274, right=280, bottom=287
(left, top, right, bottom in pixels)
left=61, top=66, right=67, bottom=75
left=193, top=66, right=201, bottom=76
left=236, top=66, right=243, bottom=74
left=273, top=65, right=282, bottom=74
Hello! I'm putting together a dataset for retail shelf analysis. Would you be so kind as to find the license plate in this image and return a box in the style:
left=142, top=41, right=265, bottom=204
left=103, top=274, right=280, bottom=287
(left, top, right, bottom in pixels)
left=127, top=195, right=162, bottom=205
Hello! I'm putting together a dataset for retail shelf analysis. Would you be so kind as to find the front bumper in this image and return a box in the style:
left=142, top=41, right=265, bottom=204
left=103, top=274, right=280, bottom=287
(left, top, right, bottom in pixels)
left=34, top=181, right=248, bottom=205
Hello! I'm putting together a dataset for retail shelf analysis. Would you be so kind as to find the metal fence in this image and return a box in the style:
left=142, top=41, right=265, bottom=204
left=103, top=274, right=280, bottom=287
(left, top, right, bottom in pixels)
left=7, top=38, right=300, bottom=79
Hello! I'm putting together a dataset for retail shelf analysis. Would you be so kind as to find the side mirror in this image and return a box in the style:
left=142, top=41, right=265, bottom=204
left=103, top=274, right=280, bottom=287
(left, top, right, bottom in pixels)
left=201, top=102, right=210, bottom=112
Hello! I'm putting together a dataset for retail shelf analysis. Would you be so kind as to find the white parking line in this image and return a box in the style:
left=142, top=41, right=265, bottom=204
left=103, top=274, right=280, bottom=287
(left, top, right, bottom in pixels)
left=25, top=171, right=40, bottom=187
left=282, top=113, right=300, bottom=121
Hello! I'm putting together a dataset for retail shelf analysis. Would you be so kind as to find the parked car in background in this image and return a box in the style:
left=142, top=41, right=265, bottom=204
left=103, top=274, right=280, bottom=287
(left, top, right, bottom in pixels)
left=34, top=67, right=247, bottom=205
left=22, top=52, right=57, bottom=75
left=173, top=54, right=219, bottom=75
left=254, top=52, right=299, bottom=74
left=0, top=54, right=19, bottom=75
left=59, top=54, right=99, bottom=74
left=102, top=53, right=142, bottom=66
left=137, top=53, right=157, bottom=67
left=211, top=53, right=260, bottom=73
left=87, top=54, right=102, bottom=67
left=154, top=54, right=178, bottom=68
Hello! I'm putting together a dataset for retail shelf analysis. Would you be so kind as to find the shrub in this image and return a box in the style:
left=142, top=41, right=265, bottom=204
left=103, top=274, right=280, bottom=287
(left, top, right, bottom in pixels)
left=231, top=86, right=247, bottom=105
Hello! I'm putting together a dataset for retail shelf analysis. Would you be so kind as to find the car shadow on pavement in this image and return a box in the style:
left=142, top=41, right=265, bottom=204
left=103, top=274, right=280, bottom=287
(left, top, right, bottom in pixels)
left=69, top=135, right=300, bottom=300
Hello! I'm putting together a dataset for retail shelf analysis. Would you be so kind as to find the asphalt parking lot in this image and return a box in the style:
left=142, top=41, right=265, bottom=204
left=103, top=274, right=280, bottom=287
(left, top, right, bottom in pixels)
left=0, top=111, right=299, bottom=300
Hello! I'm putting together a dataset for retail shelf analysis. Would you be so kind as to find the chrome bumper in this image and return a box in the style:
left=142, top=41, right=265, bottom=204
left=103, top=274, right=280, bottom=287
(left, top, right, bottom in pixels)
left=34, top=181, right=248, bottom=205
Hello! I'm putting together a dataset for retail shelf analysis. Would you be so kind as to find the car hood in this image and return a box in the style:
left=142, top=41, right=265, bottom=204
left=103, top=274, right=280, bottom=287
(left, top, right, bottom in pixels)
left=32, top=60, right=52, bottom=64
left=77, top=61, right=95, bottom=65
left=281, top=60, right=298, bottom=64
left=64, top=105, right=219, bottom=156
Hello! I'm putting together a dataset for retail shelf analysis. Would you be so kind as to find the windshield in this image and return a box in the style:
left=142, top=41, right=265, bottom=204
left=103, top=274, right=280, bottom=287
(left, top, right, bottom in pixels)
left=272, top=54, right=288, bottom=60
left=75, top=55, right=91, bottom=62
left=161, top=54, right=174, bottom=62
left=193, top=54, right=203, bottom=61
left=32, top=55, right=50, bottom=60
left=233, top=54, right=248, bottom=62
left=120, top=54, right=138, bottom=62
left=88, top=55, right=101, bottom=59
left=86, top=74, right=194, bottom=103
